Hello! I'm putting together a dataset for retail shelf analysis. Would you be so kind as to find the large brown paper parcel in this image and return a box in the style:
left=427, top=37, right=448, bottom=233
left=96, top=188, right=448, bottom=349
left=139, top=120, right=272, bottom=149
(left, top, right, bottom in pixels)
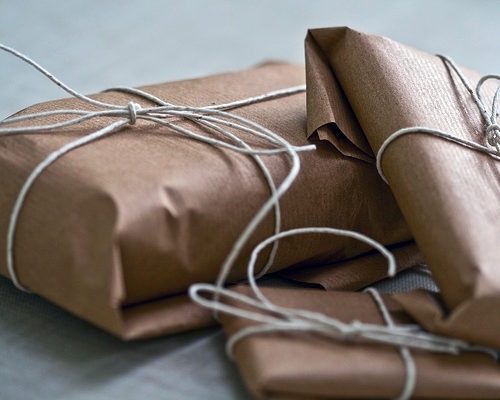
left=0, top=62, right=411, bottom=339
left=221, top=286, right=500, bottom=400
left=306, top=27, right=500, bottom=348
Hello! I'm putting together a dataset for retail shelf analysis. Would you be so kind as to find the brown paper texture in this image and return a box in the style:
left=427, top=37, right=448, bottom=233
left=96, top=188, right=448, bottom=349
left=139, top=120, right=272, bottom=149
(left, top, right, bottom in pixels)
left=221, top=286, right=500, bottom=399
left=0, top=62, right=411, bottom=338
left=306, top=27, right=500, bottom=348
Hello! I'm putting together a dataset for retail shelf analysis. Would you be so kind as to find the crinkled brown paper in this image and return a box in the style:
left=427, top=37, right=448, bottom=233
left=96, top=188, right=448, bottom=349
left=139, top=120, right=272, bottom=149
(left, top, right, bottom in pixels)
left=306, top=27, right=500, bottom=348
left=0, top=62, right=411, bottom=338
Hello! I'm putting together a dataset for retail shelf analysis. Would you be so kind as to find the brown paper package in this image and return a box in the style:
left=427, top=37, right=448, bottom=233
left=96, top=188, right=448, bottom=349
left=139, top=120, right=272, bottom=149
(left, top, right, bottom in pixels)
left=221, top=286, right=500, bottom=400
left=306, top=27, right=500, bottom=348
left=0, top=62, right=412, bottom=339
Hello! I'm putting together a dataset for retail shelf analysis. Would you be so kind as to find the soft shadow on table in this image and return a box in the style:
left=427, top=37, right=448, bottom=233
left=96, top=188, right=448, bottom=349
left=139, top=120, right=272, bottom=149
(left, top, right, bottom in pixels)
left=0, top=276, right=251, bottom=400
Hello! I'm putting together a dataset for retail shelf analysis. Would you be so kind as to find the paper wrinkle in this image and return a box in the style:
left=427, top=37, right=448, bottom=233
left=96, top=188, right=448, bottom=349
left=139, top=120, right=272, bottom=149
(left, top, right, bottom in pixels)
left=394, top=290, right=500, bottom=349
left=159, top=185, right=199, bottom=275
left=110, top=231, right=126, bottom=309
left=309, top=26, right=500, bottom=347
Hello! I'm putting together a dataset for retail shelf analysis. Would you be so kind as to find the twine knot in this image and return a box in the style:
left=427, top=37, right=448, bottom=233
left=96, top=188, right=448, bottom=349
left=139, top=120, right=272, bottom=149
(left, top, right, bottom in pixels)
left=485, top=123, right=500, bottom=149
left=376, top=55, right=500, bottom=184
left=343, top=320, right=362, bottom=341
left=127, top=101, right=141, bottom=125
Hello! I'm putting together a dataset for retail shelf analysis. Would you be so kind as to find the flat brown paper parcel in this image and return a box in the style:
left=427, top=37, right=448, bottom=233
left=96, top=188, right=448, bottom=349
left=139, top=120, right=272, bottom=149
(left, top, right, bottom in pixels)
left=306, top=27, right=500, bottom=348
left=0, top=62, right=412, bottom=339
left=221, top=286, right=500, bottom=400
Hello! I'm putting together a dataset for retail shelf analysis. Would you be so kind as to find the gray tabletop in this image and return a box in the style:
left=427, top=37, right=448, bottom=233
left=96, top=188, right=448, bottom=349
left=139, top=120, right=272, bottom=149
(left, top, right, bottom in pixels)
left=0, top=1, right=497, bottom=399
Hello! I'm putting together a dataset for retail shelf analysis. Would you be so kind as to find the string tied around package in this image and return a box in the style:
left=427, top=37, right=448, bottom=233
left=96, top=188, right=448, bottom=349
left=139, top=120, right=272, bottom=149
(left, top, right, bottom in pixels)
left=377, top=54, right=500, bottom=183
left=0, top=42, right=315, bottom=293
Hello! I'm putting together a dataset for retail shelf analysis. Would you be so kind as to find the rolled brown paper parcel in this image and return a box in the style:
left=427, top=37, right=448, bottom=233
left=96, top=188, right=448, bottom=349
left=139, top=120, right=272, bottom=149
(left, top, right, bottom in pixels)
left=306, top=27, right=500, bottom=348
left=220, top=286, right=500, bottom=400
left=0, top=61, right=411, bottom=339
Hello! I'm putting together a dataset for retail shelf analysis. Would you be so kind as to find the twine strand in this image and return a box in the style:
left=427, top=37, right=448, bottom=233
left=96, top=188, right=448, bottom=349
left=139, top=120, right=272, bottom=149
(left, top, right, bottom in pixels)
left=377, top=55, right=500, bottom=183
left=365, top=288, right=416, bottom=400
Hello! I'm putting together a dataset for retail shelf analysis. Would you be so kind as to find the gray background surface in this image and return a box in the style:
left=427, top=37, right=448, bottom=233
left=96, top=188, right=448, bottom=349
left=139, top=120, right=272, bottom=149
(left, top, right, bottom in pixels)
left=1, top=0, right=500, bottom=119
left=0, top=1, right=497, bottom=399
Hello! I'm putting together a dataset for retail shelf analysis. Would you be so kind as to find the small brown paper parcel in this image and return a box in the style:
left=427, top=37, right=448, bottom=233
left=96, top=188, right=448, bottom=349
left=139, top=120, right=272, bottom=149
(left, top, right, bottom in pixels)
left=306, top=27, right=500, bottom=348
left=221, top=286, right=500, bottom=400
left=0, top=61, right=412, bottom=339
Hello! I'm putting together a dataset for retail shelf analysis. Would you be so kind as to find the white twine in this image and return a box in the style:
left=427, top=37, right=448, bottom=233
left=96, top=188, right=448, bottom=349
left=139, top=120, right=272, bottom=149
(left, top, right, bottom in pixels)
left=190, top=231, right=497, bottom=400
left=2, top=44, right=498, bottom=400
left=377, top=55, right=500, bottom=183
left=365, top=287, right=416, bottom=400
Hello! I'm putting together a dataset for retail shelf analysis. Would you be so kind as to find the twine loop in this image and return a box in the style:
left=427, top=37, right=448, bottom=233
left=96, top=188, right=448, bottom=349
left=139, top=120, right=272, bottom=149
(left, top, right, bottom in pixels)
left=486, top=123, right=500, bottom=149
left=127, top=101, right=141, bottom=125
left=343, top=320, right=362, bottom=341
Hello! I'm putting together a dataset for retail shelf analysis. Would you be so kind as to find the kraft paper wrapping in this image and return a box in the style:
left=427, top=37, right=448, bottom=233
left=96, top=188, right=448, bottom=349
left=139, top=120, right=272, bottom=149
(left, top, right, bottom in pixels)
left=306, top=27, right=500, bottom=348
left=221, top=286, right=500, bottom=400
left=0, top=62, right=410, bottom=339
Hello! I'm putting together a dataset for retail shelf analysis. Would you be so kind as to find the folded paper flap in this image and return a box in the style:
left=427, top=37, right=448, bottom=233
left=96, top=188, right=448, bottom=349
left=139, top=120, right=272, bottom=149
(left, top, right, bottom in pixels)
left=394, top=290, right=500, bottom=349
left=305, top=28, right=373, bottom=162
left=222, top=286, right=500, bottom=399
left=121, top=292, right=215, bottom=340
